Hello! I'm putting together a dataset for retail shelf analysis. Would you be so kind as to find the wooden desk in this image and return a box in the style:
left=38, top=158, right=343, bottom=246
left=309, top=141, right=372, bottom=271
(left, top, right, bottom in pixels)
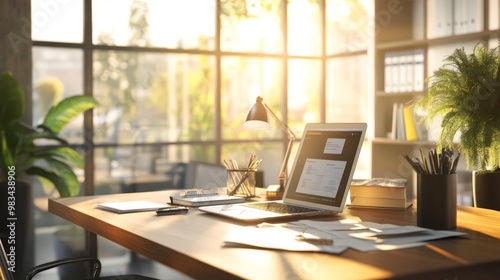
left=48, top=189, right=500, bottom=280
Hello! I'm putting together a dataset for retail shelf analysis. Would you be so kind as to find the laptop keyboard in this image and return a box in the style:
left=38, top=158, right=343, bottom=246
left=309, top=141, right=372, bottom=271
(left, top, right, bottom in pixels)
left=243, top=202, right=320, bottom=214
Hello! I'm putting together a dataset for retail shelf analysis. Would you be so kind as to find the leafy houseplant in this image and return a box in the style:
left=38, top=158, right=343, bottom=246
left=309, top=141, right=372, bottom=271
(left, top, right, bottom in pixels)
left=416, top=42, right=500, bottom=172
left=0, top=71, right=99, bottom=197
left=416, top=42, right=500, bottom=210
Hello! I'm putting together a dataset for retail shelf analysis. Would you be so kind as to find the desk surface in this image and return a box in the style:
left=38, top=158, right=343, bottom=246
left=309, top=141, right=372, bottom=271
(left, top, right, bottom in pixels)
left=49, top=188, right=500, bottom=280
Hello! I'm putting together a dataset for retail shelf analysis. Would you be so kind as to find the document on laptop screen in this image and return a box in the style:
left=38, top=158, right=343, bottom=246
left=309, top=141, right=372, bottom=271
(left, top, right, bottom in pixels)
left=296, top=159, right=346, bottom=198
left=285, top=129, right=363, bottom=207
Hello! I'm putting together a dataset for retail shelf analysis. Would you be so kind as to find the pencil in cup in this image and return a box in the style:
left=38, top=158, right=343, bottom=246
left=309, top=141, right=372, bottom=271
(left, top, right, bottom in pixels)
left=405, top=148, right=461, bottom=175
left=226, top=169, right=256, bottom=197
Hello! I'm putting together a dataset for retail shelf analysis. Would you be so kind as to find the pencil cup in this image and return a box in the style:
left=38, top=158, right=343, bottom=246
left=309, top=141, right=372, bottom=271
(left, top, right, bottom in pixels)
left=227, top=169, right=256, bottom=198
left=417, top=174, right=457, bottom=230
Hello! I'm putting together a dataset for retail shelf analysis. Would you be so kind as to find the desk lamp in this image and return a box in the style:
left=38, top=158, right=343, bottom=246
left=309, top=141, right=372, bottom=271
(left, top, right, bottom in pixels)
left=244, top=96, right=296, bottom=199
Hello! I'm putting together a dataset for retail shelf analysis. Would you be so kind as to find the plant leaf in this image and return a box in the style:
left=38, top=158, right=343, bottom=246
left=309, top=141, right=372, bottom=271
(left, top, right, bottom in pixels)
left=0, top=131, right=15, bottom=180
left=25, top=161, right=80, bottom=197
left=42, top=95, right=99, bottom=134
left=0, top=72, right=24, bottom=130
left=32, top=147, right=84, bottom=169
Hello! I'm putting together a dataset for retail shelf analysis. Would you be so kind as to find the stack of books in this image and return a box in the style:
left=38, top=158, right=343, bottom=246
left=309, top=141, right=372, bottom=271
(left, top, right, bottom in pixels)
left=348, top=178, right=412, bottom=210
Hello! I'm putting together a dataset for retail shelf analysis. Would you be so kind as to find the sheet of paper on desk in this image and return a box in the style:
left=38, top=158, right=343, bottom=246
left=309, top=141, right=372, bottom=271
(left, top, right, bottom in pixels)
left=223, top=220, right=467, bottom=254
left=223, top=226, right=349, bottom=254
left=290, top=220, right=466, bottom=252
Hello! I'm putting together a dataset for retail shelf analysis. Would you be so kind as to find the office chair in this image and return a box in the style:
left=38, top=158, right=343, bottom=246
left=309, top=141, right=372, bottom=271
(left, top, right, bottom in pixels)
left=1, top=241, right=158, bottom=280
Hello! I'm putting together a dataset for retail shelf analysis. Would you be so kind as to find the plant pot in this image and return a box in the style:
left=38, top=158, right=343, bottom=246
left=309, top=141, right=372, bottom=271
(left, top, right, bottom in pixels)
left=473, top=170, right=500, bottom=211
left=0, top=181, right=35, bottom=279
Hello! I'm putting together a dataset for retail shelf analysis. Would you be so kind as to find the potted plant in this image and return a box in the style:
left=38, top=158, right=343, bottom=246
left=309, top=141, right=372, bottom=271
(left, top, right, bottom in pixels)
left=0, top=71, right=98, bottom=278
left=416, top=42, right=500, bottom=210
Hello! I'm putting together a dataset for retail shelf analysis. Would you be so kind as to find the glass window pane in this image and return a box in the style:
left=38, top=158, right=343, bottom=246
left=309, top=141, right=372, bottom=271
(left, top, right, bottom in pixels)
left=31, top=0, right=83, bottom=43
left=221, top=56, right=283, bottom=140
left=92, top=0, right=215, bottom=49
left=32, top=46, right=84, bottom=144
left=288, top=59, right=321, bottom=137
left=93, top=50, right=215, bottom=143
left=288, top=0, right=322, bottom=56
left=326, top=0, right=372, bottom=54
left=326, top=55, right=369, bottom=122
left=220, top=0, right=283, bottom=53
left=94, top=144, right=216, bottom=194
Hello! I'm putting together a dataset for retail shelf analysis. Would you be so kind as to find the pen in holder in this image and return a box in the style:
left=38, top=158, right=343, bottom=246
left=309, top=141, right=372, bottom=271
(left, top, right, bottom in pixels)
left=227, top=169, right=256, bottom=198
left=406, top=148, right=459, bottom=230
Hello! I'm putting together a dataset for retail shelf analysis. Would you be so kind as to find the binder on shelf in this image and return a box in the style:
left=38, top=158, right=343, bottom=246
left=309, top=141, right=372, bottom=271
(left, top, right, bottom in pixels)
left=384, top=50, right=425, bottom=94
left=403, top=105, right=418, bottom=141
left=413, top=50, right=424, bottom=92
left=453, top=0, right=467, bottom=35
left=404, top=51, right=414, bottom=92
left=429, top=0, right=483, bottom=37
left=390, top=102, right=398, bottom=140
left=384, top=53, right=394, bottom=93
left=396, top=103, right=406, bottom=140
left=391, top=103, right=422, bottom=141
left=398, top=54, right=407, bottom=93
left=466, top=0, right=484, bottom=33
left=427, top=0, right=453, bottom=39
left=169, top=188, right=245, bottom=207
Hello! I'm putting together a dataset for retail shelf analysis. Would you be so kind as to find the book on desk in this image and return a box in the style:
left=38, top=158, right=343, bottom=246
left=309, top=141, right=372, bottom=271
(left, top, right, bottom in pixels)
left=169, top=188, right=245, bottom=207
left=348, top=178, right=412, bottom=210
left=96, top=201, right=166, bottom=213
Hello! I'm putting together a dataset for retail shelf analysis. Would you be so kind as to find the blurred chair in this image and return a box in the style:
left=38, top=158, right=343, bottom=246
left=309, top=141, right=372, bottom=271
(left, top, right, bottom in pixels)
left=0, top=241, right=158, bottom=280
left=183, top=161, right=227, bottom=190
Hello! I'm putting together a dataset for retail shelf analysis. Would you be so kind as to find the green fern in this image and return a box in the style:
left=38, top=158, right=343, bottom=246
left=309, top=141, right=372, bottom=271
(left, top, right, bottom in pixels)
left=417, top=42, right=500, bottom=172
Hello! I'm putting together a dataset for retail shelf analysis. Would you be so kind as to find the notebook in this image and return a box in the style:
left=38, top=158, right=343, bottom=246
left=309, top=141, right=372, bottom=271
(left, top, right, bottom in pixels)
left=96, top=201, right=165, bottom=214
left=199, top=123, right=367, bottom=222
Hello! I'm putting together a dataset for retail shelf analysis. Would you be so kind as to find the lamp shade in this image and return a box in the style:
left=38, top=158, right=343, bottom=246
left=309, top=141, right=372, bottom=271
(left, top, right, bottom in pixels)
left=244, top=96, right=270, bottom=129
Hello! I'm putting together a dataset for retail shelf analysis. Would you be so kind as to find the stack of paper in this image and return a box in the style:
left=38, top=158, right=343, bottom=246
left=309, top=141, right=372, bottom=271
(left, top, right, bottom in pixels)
left=223, top=219, right=465, bottom=254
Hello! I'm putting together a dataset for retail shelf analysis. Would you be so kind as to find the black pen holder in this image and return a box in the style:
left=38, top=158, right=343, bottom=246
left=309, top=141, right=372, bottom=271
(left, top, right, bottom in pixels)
left=417, top=174, right=457, bottom=230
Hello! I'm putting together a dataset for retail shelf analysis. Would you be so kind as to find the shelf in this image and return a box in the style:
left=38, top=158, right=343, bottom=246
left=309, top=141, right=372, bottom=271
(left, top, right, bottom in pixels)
left=376, top=30, right=500, bottom=51
left=372, top=0, right=493, bottom=192
left=372, top=137, right=435, bottom=146
left=376, top=39, right=428, bottom=51
left=375, top=91, right=425, bottom=97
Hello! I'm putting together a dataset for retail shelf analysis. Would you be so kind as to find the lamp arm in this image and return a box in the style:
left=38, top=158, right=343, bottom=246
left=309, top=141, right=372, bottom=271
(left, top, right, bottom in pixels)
left=263, top=103, right=296, bottom=188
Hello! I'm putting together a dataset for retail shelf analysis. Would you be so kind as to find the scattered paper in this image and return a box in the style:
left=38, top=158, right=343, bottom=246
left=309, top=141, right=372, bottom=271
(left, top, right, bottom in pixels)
left=222, top=219, right=466, bottom=254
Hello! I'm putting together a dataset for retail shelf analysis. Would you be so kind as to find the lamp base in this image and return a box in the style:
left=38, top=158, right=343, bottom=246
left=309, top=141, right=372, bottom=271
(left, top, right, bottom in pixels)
left=266, top=184, right=284, bottom=200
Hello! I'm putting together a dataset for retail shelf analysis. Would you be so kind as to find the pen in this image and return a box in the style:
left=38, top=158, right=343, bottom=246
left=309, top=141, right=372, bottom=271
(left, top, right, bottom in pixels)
left=419, top=148, right=429, bottom=174
left=156, top=206, right=189, bottom=216
left=450, top=151, right=461, bottom=174
left=408, top=148, right=460, bottom=175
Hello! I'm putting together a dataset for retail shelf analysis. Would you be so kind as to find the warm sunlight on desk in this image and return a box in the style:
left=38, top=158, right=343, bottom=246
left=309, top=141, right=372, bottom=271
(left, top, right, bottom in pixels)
left=48, top=189, right=500, bottom=279
left=457, top=207, right=500, bottom=239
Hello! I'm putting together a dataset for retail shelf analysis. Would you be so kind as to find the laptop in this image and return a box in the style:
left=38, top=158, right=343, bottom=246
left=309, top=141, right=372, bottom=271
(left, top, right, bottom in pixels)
left=199, top=123, right=367, bottom=222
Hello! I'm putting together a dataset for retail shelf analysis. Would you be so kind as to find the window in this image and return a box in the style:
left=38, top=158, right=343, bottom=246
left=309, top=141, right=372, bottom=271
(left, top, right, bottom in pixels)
left=30, top=0, right=372, bottom=276
left=31, top=0, right=372, bottom=191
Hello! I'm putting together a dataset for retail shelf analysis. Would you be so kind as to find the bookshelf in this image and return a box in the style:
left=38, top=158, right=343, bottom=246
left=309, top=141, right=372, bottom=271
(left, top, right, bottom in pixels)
left=372, top=0, right=500, bottom=199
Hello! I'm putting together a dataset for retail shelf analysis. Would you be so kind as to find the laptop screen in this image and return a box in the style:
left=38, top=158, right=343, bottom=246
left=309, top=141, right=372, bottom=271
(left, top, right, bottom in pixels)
left=283, top=123, right=366, bottom=210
